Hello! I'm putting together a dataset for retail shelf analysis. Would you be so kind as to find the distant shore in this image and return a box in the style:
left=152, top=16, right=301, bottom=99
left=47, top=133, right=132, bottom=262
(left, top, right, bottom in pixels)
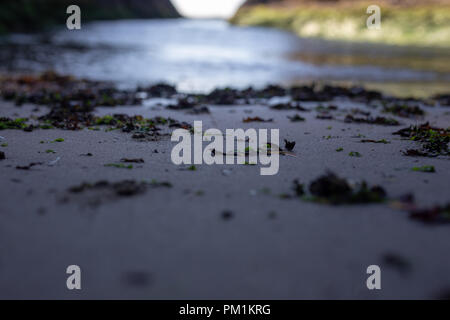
left=230, top=0, right=450, bottom=48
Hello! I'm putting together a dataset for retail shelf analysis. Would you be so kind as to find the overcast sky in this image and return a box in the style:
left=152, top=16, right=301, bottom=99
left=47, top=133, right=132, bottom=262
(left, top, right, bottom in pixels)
left=171, top=0, right=246, bottom=19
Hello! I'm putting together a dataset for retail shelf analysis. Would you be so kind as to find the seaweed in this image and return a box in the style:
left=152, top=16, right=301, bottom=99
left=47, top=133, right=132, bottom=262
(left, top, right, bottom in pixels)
left=243, top=117, right=273, bottom=123
left=303, top=172, right=386, bottom=205
left=393, top=122, right=449, bottom=157
left=0, top=117, right=28, bottom=130
left=68, top=179, right=172, bottom=198
left=411, top=165, right=435, bottom=173
left=104, top=163, right=133, bottom=169
left=348, top=151, right=362, bottom=157
left=345, top=115, right=399, bottom=126
left=360, top=139, right=390, bottom=144
left=120, top=158, right=144, bottom=163
left=287, top=114, right=305, bottom=122
left=383, top=104, right=424, bottom=118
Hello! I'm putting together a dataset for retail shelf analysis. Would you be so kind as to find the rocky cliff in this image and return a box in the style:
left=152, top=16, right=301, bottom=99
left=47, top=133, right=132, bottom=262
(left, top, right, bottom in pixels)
left=0, top=0, right=181, bottom=33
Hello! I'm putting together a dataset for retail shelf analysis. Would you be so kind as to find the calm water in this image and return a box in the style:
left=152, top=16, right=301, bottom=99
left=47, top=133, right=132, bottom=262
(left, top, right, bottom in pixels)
left=1, top=19, right=450, bottom=95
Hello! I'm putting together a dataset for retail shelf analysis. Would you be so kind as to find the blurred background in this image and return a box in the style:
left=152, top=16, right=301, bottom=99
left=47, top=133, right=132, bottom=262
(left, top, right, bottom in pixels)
left=0, top=0, right=449, bottom=96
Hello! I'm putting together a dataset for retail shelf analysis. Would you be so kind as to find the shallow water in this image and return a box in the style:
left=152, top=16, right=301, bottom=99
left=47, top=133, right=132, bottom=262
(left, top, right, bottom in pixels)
left=1, top=18, right=449, bottom=95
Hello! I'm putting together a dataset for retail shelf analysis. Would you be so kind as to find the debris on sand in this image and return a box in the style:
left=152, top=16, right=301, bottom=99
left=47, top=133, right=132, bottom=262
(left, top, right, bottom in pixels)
left=0, top=151, right=5, bottom=160
left=292, top=179, right=305, bottom=196
left=104, top=163, right=133, bottom=169
left=360, top=139, right=390, bottom=144
left=284, top=139, right=296, bottom=151
left=345, top=115, right=399, bottom=126
left=0, top=117, right=29, bottom=130
left=122, top=271, right=153, bottom=287
left=187, top=106, right=210, bottom=115
left=393, top=122, right=449, bottom=157
left=409, top=204, right=450, bottom=224
left=68, top=179, right=171, bottom=198
left=243, top=117, right=273, bottom=123
left=69, top=180, right=145, bottom=197
left=142, top=83, right=177, bottom=98
left=316, top=113, right=334, bottom=120
left=0, top=72, right=192, bottom=137
left=315, top=105, right=338, bottom=112
left=382, top=253, right=411, bottom=275
left=382, top=104, right=424, bottom=118
left=432, top=93, right=450, bottom=106
left=166, top=97, right=197, bottom=110
left=48, top=157, right=61, bottom=166
left=16, top=162, right=43, bottom=170
left=221, top=210, right=234, bottom=221
left=0, top=71, right=141, bottom=109
left=92, top=115, right=191, bottom=141
left=348, top=151, right=362, bottom=157
left=270, top=102, right=309, bottom=111
left=288, top=114, right=305, bottom=122
left=402, top=149, right=429, bottom=157
left=411, top=165, right=435, bottom=173
left=120, top=158, right=144, bottom=163
left=300, top=172, right=386, bottom=205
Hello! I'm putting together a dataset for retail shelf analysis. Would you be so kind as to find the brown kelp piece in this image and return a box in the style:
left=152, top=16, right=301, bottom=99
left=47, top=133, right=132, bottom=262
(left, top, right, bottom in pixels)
left=410, top=204, right=450, bottom=224
left=243, top=117, right=273, bottom=123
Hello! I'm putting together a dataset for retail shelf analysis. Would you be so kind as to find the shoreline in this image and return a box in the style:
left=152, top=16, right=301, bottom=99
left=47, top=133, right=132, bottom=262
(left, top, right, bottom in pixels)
left=230, top=1, right=450, bottom=49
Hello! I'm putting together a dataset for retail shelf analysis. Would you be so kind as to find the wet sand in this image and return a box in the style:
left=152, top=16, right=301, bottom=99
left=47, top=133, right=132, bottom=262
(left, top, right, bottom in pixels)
left=0, top=98, right=450, bottom=299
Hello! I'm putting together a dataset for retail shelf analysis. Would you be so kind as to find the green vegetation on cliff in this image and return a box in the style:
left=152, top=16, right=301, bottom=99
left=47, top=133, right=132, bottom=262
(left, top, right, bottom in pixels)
left=0, top=0, right=180, bottom=34
left=230, top=0, right=450, bottom=48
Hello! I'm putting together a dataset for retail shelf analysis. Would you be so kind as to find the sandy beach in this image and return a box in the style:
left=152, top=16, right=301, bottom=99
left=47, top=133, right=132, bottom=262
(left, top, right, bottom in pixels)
left=1, top=88, right=449, bottom=299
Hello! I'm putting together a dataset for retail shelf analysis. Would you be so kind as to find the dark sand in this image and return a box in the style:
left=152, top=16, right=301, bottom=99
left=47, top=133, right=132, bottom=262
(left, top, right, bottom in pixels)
left=0, top=98, right=449, bottom=299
